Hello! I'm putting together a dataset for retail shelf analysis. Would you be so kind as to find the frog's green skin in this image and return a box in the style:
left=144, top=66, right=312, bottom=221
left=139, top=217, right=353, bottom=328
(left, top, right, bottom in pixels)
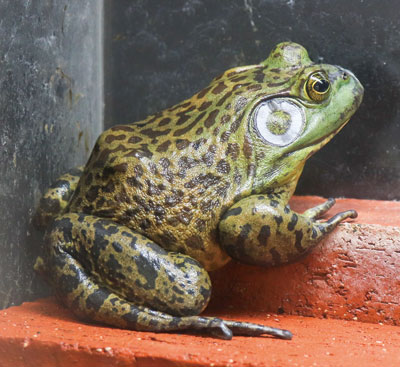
left=35, top=42, right=363, bottom=340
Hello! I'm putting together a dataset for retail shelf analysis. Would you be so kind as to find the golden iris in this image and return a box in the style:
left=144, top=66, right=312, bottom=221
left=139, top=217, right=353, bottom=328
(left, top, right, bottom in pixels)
left=305, top=72, right=331, bottom=102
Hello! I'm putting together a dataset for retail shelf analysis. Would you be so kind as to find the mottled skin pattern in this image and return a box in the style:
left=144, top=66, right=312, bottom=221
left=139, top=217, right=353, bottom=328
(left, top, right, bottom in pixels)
left=35, top=42, right=363, bottom=340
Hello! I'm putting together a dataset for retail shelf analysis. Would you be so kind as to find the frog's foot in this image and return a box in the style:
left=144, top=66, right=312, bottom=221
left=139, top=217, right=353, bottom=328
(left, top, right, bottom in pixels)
left=33, top=166, right=84, bottom=230
left=222, top=320, right=292, bottom=340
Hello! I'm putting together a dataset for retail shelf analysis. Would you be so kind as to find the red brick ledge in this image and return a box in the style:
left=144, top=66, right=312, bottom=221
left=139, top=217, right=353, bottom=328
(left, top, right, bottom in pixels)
left=1, top=299, right=400, bottom=367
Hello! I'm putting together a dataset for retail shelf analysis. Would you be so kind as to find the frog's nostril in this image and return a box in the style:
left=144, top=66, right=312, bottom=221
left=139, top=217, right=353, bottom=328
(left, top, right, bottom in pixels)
left=342, top=72, right=349, bottom=80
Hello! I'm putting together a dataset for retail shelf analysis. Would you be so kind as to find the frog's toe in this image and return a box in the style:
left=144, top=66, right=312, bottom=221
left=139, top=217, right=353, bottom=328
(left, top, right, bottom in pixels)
left=223, top=320, right=293, bottom=339
left=303, top=198, right=336, bottom=220
left=209, top=319, right=233, bottom=340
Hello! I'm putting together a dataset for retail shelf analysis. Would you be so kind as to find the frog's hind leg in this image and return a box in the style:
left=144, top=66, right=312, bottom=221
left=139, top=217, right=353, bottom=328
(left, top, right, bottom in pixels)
left=42, top=213, right=291, bottom=340
left=34, top=166, right=84, bottom=229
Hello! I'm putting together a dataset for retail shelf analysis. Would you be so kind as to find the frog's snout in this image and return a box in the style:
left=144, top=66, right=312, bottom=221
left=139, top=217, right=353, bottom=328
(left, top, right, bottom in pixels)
left=340, top=67, right=364, bottom=103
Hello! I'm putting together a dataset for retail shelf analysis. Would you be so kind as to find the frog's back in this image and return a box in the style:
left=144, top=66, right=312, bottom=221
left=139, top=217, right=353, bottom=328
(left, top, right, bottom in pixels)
left=68, top=91, right=256, bottom=270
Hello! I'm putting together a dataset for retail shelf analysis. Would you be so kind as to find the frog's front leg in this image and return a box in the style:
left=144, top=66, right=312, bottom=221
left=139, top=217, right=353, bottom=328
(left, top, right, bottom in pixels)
left=218, top=195, right=357, bottom=267
left=38, top=213, right=291, bottom=340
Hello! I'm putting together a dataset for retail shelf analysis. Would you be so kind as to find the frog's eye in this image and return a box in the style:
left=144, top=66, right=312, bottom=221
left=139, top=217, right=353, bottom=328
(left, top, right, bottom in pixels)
left=305, top=72, right=331, bottom=102
left=253, top=98, right=305, bottom=147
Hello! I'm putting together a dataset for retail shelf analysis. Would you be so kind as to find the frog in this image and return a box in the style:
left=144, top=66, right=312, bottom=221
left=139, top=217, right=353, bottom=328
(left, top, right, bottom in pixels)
left=34, top=42, right=363, bottom=340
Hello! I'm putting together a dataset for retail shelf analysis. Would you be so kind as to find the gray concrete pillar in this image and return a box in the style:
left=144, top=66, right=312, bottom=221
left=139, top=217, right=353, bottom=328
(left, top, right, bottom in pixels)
left=0, top=1, right=103, bottom=308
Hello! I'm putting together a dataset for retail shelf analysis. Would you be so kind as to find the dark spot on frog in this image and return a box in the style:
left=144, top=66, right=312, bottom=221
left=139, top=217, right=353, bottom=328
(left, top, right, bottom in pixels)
left=284, top=206, right=290, bottom=214
left=270, top=200, right=279, bottom=208
left=156, top=140, right=171, bottom=153
left=243, top=135, right=252, bottom=159
left=176, top=139, right=190, bottom=150
left=274, top=215, right=283, bottom=226
left=202, top=144, right=217, bottom=167
left=253, top=69, right=265, bottom=83
left=141, top=128, right=171, bottom=139
left=134, top=253, right=160, bottom=290
left=174, top=111, right=207, bottom=137
left=195, top=127, right=203, bottom=135
left=146, top=179, right=161, bottom=196
left=140, top=218, right=152, bottom=230
left=85, top=185, right=100, bottom=202
left=106, top=254, right=125, bottom=280
left=312, top=227, right=318, bottom=239
left=221, top=206, right=242, bottom=220
left=192, top=138, right=206, bottom=150
left=236, top=223, right=252, bottom=247
left=194, top=218, right=206, bottom=232
left=212, top=82, right=227, bottom=95
left=121, top=305, right=140, bottom=324
left=198, top=101, right=212, bottom=111
left=105, top=134, right=126, bottom=144
left=247, top=84, right=262, bottom=92
left=86, top=288, right=109, bottom=312
left=216, top=159, right=230, bottom=174
left=164, top=190, right=183, bottom=207
left=196, top=86, right=212, bottom=99
left=200, top=198, right=220, bottom=214
left=158, top=117, right=171, bottom=127
left=230, top=75, right=248, bottom=83
left=127, top=136, right=143, bottom=144
left=58, top=270, right=81, bottom=295
left=124, top=145, right=153, bottom=160
left=215, top=182, right=230, bottom=198
left=226, top=143, right=239, bottom=159
left=126, top=176, right=143, bottom=189
left=220, top=131, right=230, bottom=142
left=294, top=230, right=304, bottom=252
left=154, top=206, right=166, bottom=222
left=257, top=225, right=270, bottom=247
left=112, top=241, right=123, bottom=253
left=177, top=207, right=193, bottom=225
left=288, top=213, right=298, bottom=231
left=216, top=90, right=233, bottom=107
left=204, top=109, right=219, bottom=128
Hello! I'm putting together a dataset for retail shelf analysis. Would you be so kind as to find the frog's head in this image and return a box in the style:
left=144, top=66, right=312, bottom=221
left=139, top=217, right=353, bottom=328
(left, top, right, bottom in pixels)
left=241, top=42, right=364, bottom=194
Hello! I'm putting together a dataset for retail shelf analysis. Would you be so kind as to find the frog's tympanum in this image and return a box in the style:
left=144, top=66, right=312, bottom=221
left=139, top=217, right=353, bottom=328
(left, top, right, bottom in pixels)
left=35, top=42, right=363, bottom=340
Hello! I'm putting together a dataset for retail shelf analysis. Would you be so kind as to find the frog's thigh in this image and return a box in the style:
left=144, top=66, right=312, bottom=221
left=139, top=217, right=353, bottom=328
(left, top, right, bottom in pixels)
left=45, top=213, right=212, bottom=318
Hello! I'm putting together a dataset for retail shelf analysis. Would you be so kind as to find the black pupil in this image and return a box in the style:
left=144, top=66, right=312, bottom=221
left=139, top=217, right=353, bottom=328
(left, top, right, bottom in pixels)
left=314, top=79, right=330, bottom=93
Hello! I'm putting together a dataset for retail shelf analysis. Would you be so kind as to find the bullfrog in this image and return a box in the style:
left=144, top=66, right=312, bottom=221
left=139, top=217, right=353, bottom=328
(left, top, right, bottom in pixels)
left=35, top=42, right=363, bottom=340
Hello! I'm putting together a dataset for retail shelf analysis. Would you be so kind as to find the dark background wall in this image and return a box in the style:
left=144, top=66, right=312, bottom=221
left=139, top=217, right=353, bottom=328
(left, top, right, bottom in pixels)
left=0, top=1, right=103, bottom=308
left=104, top=0, right=400, bottom=200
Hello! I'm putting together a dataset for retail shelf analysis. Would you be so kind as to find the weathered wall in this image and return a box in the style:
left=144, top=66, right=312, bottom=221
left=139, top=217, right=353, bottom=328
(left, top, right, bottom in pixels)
left=104, top=0, right=400, bottom=200
left=0, top=1, right=103, bottom=308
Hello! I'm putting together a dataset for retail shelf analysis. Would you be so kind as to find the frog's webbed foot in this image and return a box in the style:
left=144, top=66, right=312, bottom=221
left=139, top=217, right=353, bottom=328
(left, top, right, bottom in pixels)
left=219, top=195, right=358, bottom=268
left=303, top=198, right=357, bottom=233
